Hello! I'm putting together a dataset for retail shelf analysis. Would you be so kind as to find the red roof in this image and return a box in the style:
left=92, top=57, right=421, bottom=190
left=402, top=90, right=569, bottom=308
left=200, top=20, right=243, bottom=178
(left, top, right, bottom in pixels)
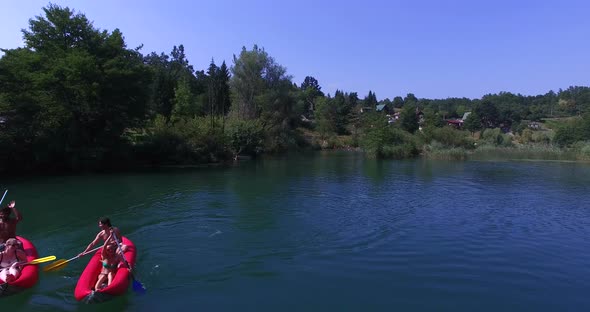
left=447, top=119, right=463, bottom=124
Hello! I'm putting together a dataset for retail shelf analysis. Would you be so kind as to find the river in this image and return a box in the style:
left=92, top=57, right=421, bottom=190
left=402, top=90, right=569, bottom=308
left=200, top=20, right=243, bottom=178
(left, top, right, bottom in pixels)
left=2, top=151, right=590, bottom=311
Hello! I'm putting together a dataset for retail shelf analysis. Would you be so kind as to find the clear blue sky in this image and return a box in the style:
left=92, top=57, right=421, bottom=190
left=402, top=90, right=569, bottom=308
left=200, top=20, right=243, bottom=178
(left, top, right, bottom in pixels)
left=1, top=0, right=589, bottom=100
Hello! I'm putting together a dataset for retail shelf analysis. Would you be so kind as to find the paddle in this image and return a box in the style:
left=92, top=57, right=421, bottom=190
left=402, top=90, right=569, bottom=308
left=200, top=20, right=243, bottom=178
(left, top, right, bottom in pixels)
left=111, top=232, right=146, bottom=294
left=0, top=190, right=8, bottom=252
left=21, top=255, right=57, bottom=265
left=43, top=246, right=102, bottom=272
left=0, top=255, right=56, bottom=285
left=0, top=190, right=7, bottom=206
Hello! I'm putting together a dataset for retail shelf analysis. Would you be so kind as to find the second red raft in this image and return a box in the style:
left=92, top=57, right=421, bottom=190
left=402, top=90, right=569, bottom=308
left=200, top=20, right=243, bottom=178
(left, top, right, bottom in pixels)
left=0, top=236, right=39, bottom=297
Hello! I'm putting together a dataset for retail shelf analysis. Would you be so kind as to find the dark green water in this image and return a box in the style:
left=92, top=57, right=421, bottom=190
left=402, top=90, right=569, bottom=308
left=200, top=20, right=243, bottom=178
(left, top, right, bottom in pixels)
left=2, top=151, right=590, bottom=311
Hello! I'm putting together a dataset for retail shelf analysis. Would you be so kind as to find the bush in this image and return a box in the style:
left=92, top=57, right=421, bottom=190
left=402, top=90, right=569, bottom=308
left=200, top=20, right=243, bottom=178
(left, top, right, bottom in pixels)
left=136, top=115, right=230, bottom=164
left=512, top=121, right=527, bottom=135
left=360, top=124, right=418, bottom=159
left=519, top=129, right=551, bottom=144
left=573, top=141, right=590, bottom=161
left=378, top=142, right=417, bottom=159
left=226, top=118, right=265, bottom=157
left=421, top=126, right=475, bottom=149
left=553, top=116, right=590, bottom=147
left=481, top=128, right=513, bottom=147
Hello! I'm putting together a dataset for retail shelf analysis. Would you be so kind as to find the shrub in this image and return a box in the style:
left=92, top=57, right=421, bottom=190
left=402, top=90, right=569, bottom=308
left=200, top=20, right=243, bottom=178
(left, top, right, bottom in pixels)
left=573, top=141, right=590, bottom=161
left=481, top=128, right=513, bottom=147
left=360, top=124, right=418, bottom=159
left=421, top=126, right=475, bottom=149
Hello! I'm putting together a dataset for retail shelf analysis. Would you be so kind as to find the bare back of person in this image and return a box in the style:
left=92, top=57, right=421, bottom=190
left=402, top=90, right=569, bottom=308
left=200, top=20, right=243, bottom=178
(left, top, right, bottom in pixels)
left=0, top=220, right=16, bottom=244
left=0, top=201, right=21, bottom=244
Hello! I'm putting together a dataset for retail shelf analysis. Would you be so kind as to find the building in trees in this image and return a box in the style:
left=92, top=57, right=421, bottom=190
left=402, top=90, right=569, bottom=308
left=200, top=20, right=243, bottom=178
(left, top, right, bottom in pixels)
left=446, top=112, right=471, bottom=128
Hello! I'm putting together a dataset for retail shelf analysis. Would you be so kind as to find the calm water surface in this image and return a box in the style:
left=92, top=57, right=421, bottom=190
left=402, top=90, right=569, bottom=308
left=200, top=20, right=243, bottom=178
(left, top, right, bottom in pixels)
left=1, top=152, right=590, bottom=311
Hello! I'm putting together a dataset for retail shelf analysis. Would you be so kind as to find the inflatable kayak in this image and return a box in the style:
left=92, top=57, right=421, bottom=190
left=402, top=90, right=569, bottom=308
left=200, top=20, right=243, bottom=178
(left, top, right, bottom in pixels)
left=74, top=236, right=136, bottom=303
left=0, top=236, right=39, bottom=297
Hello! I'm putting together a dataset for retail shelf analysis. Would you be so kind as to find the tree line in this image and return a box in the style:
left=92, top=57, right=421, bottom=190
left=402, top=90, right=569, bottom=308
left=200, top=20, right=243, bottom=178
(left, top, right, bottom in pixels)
left=1, top=4, right=589, bottom=172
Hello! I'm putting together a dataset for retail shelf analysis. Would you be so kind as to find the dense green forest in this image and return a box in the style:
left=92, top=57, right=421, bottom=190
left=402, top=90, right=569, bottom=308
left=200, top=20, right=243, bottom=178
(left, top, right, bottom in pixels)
left=1, top=5, right=589, bottom=173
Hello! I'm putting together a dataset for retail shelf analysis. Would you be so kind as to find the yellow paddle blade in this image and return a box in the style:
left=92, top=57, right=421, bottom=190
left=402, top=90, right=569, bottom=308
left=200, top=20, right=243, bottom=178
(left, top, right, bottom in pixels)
left=28, top=255, right=56, bottom=265
left=43, top=259, right=68, bottom=272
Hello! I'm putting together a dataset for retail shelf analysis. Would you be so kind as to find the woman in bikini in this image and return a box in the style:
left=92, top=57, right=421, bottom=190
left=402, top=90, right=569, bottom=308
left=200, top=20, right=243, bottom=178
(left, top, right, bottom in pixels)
left=0, top=238, right=26, bottom=283
left=94, top=242, right=124, bottom=290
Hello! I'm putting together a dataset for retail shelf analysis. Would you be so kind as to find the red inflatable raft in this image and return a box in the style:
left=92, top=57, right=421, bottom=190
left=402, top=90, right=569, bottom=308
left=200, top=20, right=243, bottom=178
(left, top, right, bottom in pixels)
left=0, top=236, right=39, bottom=297
left=74, top=236, right=137, bottom=303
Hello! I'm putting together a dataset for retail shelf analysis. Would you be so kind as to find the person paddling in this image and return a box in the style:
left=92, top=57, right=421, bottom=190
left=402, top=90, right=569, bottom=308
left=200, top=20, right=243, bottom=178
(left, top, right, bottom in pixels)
left=0, top=201, right=22, bottom=252
left=79, top=217, right=128, bottom=257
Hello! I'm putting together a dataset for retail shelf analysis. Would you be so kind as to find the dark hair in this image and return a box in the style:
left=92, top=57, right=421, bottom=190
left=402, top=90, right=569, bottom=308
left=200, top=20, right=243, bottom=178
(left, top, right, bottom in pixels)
left=99, top=217, right=112, bottom=227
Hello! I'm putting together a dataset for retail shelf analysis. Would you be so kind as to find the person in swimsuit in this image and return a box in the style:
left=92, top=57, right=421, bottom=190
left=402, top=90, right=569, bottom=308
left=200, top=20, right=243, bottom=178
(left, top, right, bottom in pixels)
left=79, top=217, right=127, bottom=257
left=0, top=201, right=22, bottom=252
left=0, top=238, right=26, bottom=283
left=94, top=243, right=124, bottom=290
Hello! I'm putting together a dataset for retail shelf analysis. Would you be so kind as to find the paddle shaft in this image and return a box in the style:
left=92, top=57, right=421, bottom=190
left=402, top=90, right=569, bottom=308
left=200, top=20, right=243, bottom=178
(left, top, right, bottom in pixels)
left=43, top=245, right=102, bottom=272
left=111, top=232, right=131, bottom=269
left=111, top=231, right=146, bottom=292
left=0, top=190, right=7, bottom=206
left=72, top=245, right=103, bottom=261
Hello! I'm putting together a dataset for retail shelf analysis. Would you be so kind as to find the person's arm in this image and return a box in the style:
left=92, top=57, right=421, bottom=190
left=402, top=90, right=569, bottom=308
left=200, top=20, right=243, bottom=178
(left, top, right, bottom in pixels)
left=117, top=254, right=129, bottom=269
left=101, top=244, right=107, bottom=259
left=14, top=249, right=27, bottom=267
left=8, top=201, right=22, bottom=223
left=80, top=233, right=102, bottom=255
left=111, top=228, right=126, bottom=255
left=17, top=249, right=26, bottom=262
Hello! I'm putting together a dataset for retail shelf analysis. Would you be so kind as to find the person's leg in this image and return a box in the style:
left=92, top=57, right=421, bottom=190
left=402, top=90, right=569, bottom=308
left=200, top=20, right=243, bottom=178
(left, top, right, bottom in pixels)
left=7, top=267, right=19, bottom=282
left=0, top=268, right=7, bottom=282
left=94, top=273, right=107, bottom=290
left=107, top=271, right=115, bottom=286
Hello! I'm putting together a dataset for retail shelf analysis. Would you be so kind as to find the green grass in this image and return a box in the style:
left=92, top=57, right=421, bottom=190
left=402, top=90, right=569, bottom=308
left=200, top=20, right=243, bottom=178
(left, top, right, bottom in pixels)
left=468, top=144, right=576, bottom=161
left=542, top=116, right=581, bottom=130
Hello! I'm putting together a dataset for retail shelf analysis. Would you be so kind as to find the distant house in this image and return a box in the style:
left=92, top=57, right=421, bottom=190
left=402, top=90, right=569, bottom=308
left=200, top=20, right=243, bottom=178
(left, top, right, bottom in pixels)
left=446, top=112, right=471, bottom=128
left=528, top=121, right=543, bottom=130
left=360, top=106, right=373, bottom=113
left=387, top=112, right=401, bottom=124
left=416, top=109, right=425, bottom=124
left=376, top=104, right=392, bottom=114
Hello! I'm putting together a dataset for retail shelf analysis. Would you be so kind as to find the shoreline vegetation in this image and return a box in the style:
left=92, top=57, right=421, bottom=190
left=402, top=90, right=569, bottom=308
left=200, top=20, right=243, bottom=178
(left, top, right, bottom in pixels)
left=302, top=126, right=590, bottom=163
left=1, top=4, right=590, bottom=175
